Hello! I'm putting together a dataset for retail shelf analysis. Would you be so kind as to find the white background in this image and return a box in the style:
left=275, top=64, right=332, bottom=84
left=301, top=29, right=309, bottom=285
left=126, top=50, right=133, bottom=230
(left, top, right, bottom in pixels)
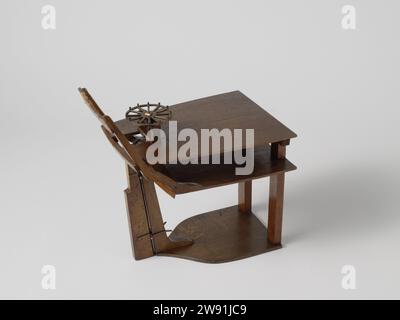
left=0, top=0, right=399, bottom=299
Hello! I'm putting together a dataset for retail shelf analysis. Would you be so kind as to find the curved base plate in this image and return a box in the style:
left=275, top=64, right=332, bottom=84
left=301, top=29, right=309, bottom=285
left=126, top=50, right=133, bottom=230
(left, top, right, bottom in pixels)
left=158, top=205, right=281, bottom=263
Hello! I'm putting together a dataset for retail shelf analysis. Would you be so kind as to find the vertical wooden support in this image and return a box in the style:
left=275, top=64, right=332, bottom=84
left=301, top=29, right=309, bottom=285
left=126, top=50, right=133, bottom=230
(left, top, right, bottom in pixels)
left=267, top=173, right=285, bottom=245
left=140, top=176, right=191, bottom=252
left=267, top=140, right=289, bottom=245
left=238, top=181, right=252, bottom=213
left=125, top=163, right=192, bottom=259
left=124, top=164, right=154, bottom=260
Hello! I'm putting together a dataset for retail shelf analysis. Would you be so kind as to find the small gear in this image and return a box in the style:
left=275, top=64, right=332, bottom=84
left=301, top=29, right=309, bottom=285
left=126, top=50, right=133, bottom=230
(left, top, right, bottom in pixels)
left=125, top=102, right=171, bottom=128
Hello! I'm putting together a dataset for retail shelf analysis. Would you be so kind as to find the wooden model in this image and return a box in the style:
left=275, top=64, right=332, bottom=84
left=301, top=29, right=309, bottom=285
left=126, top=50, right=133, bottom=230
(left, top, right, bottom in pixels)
left=79, top=88, right=297, bottom=263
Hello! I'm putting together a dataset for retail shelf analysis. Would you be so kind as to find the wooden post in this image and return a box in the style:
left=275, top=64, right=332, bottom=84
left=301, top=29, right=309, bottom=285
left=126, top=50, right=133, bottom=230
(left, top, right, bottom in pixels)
left=267, top=140, right=289, bottom=245
left=140, top=175, right=191, bottom=253
left=125, top=163, right=193, bottom=258
left=124, top=164, right=154, bottom=260
left=238, top=181, right=252, bottom=213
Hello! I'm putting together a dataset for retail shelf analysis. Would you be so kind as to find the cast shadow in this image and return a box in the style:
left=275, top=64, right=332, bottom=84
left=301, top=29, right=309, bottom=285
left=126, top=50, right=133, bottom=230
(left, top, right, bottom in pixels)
left=253, top=165, right=399, bottom=244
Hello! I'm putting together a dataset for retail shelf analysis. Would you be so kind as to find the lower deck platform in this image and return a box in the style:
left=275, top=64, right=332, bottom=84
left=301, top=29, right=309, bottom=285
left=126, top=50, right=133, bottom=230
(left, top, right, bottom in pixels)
left=158, top=205, right=281, bottom=263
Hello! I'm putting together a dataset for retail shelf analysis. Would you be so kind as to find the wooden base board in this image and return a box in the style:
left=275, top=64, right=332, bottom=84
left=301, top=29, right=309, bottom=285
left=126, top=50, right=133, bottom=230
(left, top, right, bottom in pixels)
left=158, top=205, right=281, bottom=263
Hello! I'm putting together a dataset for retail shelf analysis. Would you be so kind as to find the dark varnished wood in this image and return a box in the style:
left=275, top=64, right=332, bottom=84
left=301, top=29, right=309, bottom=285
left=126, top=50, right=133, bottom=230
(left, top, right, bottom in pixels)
left=139, top=173, right=192, bottom=253
left=79, top=88, right=105, bottom=119
left=267, top=141, right=287, bottom=245
left=80, top=89, right=191, bottom=259
left=124, top=164, right=153, bottom=259
left=79, top=88, right=297, bottom=263
left=271, top=139, right=289, bottom=160
left=116, top=91, right=297, bottom=163
left=238, top=181, right=252, bottom=213
left=101, top=125, right=137, bottom=169
left=159, top=205, right=281, bottom=263
left=268, top=174, right=285, bottom=245
left=124, top=164, right=192, bottom=260
left=153, top=145, right=296, bottom=196
left=115, top=118, right=140, bottom=136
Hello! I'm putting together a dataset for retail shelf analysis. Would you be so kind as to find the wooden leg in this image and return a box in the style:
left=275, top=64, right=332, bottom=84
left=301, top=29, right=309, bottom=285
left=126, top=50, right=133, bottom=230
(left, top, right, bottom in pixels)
left=267, top=140, right=288, bottom=245
left=238, top=181, right=252, bottom=213
left=267, top=173, right=285, bottom=245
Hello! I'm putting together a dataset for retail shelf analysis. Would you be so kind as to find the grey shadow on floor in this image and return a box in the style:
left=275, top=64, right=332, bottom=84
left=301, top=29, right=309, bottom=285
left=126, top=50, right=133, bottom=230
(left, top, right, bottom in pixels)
left=253, top=165, right=399, bottom=244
